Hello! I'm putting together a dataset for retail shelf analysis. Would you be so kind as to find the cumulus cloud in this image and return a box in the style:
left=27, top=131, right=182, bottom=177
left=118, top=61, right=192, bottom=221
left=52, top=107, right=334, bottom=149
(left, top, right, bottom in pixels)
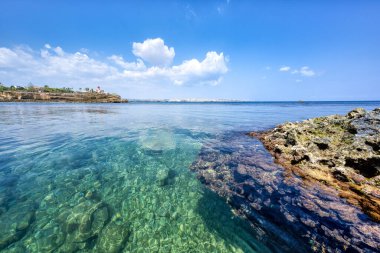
left=279, top=66, right=291, bottom=72
left=0, top=38, right=228, bottom=88
left=132, top=38, right=175, bottom=66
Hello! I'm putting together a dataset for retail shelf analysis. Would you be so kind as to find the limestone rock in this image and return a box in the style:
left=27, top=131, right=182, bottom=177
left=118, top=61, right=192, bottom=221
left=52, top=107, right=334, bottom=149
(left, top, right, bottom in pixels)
left=251, top=108, right=380, bottom=222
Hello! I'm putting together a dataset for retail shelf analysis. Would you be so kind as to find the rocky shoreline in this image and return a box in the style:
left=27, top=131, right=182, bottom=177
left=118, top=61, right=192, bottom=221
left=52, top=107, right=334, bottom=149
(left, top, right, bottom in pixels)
left=250, top=108, right=380, bottom=223
left=190, top=108, right=380, bottom=252
left=0, top=91, right=128, bottom=103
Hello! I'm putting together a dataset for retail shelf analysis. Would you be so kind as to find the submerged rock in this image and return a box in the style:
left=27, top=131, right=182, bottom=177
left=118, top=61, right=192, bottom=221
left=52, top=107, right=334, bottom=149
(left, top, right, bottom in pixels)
left=139, top=129, right=176, bottom=152
left=96, top=218, right=130, bottom=253
left=156, top=168, right=177, bottom=186
left=190, top=124, right=380, bottom=252
left=63, top=200, right=109, bottom=243
left=0, top=202, right=35, bottom=250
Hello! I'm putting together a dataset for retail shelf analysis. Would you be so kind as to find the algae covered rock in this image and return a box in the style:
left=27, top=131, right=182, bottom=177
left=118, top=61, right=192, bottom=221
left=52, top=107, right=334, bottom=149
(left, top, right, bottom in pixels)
left=96, top=218, right=130, bottom=253
left=63, top=200, right=109, bottom=243
left=32, top=221, right=65, bottom=252
left=156, top=168, right=170, bottom=186
left=0, top=202, right=35, bottom=250
left=250, top=107, right=380, bottom=222
left=190, top=111, right=380, bottom=253
left=156, top=167, right=176, bottom=186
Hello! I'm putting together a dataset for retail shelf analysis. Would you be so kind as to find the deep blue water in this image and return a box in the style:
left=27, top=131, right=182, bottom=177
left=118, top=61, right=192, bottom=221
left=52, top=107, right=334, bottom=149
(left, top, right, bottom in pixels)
left=0, top=101, right=379, bottom=252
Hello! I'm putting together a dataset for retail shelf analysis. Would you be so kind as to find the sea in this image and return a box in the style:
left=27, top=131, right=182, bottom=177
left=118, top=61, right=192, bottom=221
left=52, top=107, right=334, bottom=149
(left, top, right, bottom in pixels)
left=1, top=101, right=379, bottom=252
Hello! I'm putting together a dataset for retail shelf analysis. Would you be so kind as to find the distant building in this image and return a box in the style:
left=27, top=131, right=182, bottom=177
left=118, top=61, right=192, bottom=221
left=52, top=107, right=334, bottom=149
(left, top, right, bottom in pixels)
left=96, top=86, right=101, bottom=93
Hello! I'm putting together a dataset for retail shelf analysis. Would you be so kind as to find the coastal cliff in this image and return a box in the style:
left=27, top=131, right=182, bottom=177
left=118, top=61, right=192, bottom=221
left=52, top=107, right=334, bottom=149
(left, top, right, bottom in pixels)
left=0, top=91, right=128, bottom=103
left=190, top=108, right=380, bottom=252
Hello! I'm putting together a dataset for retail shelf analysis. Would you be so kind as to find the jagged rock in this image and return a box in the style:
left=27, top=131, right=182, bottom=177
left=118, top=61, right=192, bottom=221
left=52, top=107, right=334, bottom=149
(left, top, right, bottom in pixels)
left=251, top=108, right=380, bottom=223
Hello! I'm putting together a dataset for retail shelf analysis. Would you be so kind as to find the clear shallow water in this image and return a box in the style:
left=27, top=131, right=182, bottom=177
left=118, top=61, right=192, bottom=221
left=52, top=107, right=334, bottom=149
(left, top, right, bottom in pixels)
left=1, top=101, right=380, bottom=252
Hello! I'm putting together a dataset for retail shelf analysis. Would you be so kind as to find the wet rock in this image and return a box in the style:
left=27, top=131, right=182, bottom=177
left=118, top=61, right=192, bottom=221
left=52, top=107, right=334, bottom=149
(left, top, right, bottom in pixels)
left=251, top=108, right=380, bottom=223
left=190, top=129, right=380, bottom=253
left=96, top=218, right=130, bottom=253
left=347, top=108, right=366, bottom=119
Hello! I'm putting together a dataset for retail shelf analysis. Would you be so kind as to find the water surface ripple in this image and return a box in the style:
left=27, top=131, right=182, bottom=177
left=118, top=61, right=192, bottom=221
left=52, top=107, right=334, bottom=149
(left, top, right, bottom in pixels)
left=1, top=101, right=379, bottom=252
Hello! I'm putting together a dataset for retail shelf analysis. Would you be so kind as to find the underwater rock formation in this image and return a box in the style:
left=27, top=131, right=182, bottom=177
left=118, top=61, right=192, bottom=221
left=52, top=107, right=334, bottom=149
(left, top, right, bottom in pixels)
left=190, top=129, right=380, bottom=252
left=0, top=202, right=36, bottom=250
left=138, top=129, right=176, bottom=153
left=96, top=218, right=130, bottom=252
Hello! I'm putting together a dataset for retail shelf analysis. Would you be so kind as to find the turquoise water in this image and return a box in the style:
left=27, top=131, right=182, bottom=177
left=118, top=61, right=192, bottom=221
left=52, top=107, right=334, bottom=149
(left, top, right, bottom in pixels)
left=1, top=101, right=380, bottom=252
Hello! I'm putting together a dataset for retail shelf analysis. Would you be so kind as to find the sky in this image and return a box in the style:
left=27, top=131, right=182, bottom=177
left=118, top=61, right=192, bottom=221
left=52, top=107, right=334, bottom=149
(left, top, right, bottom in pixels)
left=0, top=0, right=379, bottom=101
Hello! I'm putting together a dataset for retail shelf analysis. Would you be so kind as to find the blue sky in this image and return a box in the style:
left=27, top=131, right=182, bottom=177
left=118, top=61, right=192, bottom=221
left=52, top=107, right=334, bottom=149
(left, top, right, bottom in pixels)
left=0, top=0, right=379, bottom=100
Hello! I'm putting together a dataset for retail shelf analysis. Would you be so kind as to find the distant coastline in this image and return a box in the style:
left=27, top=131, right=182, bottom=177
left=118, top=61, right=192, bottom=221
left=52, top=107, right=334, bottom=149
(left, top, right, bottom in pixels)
left=0, top=84, right=128, bottom=103
left=128, top=99, right=380, bottom=103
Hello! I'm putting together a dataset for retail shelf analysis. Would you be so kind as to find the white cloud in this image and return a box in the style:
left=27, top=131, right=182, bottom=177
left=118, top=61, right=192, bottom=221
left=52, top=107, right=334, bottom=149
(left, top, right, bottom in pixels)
left=132, top=38, right=175, bottom=66
left=280, top=65, right=316, bottom=77
left=299, top=66, right=315, bottom=77
left=169, top=51, right=228, bottom=85
left=279, top=66, right=291, bottom=72
left=108, top=55, right=146, bottom=71
left=0, top=38, right=228, bottom=88
left=38, top=45, right=115, bottom=78
left=0, top=46, right=36, bottom=68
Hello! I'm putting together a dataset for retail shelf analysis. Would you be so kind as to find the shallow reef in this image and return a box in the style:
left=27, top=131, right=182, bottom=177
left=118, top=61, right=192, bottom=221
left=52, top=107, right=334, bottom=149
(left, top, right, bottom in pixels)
left=0, top=130, right=278, bottom=252
left=190, top=129, right=380, bottom=252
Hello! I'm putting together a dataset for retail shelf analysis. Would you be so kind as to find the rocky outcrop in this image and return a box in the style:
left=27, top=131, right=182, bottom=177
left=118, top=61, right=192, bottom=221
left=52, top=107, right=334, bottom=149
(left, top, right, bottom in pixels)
left=190, top=108, right=380, bottom=252
left=0, top=91, right=128, bottom=103
left=250, top=108, right=380, bottom=223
